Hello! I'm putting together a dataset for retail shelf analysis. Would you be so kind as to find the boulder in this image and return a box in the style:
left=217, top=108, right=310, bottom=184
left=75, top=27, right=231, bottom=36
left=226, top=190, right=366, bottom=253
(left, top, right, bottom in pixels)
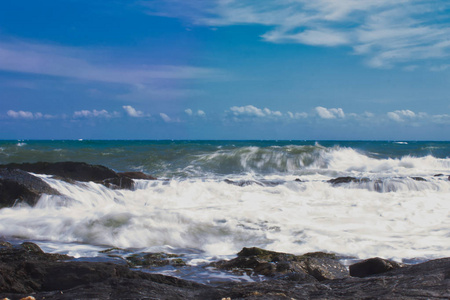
left=349, top=257, right=404, bottom=278
left=0, top=168, right=60, bottom=208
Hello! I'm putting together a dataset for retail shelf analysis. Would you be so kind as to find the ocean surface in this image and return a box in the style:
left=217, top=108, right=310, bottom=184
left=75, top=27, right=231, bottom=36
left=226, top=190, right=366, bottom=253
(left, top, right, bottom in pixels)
left=1, top=140, right=449, bottom=282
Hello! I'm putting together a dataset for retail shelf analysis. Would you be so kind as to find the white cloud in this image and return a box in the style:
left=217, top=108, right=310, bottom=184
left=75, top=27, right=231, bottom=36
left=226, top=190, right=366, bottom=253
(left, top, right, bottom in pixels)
left=73, top=109, right=115, bottom=118
left=230, top=105, right=265, bottom=117
left=7, top=110, right=34, bottom=119
left=0, top=41, right=222, bottom=85
left=6, top=110, right=54, bottom=119
left=142, top=0, right=450, bottom=67
left=387, top=109, right=416, bottom=122
left=123, top=105, right=145, bottom=117
left=315, top=106, right=345, bottom=119
left=287, top=111, right=308, bottom=119
left=229, top=105, right=282, bottom=118
left=185, top=108, right=206, bottom=117
left=160, top=113, right=171, bottom=122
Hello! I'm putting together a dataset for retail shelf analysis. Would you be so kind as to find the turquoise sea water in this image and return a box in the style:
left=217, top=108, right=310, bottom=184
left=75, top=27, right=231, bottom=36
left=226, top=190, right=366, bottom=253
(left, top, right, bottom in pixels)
left=1, top=140, right=449, bottom=177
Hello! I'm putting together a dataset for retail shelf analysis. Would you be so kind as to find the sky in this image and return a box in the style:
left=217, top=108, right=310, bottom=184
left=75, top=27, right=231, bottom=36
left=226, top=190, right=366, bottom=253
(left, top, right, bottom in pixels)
left=1, top=0, right=450, bottom=140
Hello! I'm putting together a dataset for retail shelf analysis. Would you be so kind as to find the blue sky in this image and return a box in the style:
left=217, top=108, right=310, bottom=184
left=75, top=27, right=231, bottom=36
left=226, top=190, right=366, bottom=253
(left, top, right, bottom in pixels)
left=1, top=0, right=450, bottom=140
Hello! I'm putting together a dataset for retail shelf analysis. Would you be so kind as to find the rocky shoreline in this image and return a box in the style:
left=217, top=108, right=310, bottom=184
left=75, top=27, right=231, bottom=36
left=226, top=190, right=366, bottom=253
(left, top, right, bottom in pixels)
left=1, top=161, right=449, bottom=299
left=0, top=242, right=449, bottom=299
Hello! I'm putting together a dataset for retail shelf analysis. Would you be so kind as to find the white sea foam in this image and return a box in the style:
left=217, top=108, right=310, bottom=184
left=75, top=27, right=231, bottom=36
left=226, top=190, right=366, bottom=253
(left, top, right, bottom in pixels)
left=0, top=145, right=449, bottom=264
left=0, top=169, right=449, bottom=262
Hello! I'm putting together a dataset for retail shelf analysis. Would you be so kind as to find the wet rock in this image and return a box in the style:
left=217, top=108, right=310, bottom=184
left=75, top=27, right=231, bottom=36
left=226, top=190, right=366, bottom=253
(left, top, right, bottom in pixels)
left=223, top=179, right=284, bottom=187
left=328, top=177, right=370, bottom=185
left=220, top=257, right=450, bottom=299
left=126, top=252, right=186, bottom=267
left=212, top=247, right=347, bottom=281
left=411, top=176, right=426, bottom=182
left=0, top=242, right=220, bottom=299
left=224, top=179, right=263, bottom=187
left=294, top=178, right=303, bottom=182
left=101, top=175, right=134, bottom=190
left=434, top=174, right=444, bottom=177
left=2, top=243, right=450, bottom=299
left=0, top=162, right=157, bottom=191
left=349, top=257, right=404, bottom=278
left=0, top=168, right=60, bottom=208
left=118, top=171, right=157, bottom=180
left=0, top=162, right=117, bottom=182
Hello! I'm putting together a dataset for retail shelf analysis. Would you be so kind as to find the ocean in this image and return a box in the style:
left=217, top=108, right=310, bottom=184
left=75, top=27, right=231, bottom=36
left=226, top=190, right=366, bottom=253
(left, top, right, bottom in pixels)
left=1, top=140, right=449, bottom=282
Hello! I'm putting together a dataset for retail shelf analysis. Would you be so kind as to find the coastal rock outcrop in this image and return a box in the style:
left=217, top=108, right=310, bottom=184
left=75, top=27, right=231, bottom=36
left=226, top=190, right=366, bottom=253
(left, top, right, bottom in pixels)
left=212, top=247, right=348, bottom=281
left=0, top=162, right=157, bottom=205
left=0, top=162, right=118, bottom=182
left=0, top=242, right=219, bottom=299
left=1, top=243, right=450, bottom=299
left=0, top=168, right=60, bottom=208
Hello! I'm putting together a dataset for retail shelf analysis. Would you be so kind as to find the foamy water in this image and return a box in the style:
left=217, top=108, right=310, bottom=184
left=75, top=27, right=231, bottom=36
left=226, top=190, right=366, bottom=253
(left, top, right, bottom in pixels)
left=1, top=141, right=449, bottom=266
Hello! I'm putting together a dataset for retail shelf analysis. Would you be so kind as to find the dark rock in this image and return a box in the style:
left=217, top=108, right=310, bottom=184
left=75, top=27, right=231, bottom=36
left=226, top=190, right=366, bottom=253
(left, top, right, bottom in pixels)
left=434, top=174, right=444, bottom=177
left=2, top=243, right=450, bottom=299
left=0, top=168, right=60, bottom=208
left=411, top=176, right=426, bottom=182
left=213, top=247, right=347, bottom=281
left=294, top=178, right=303, bottom=182
left=126, top=252, right=186, bottom=267
left=224, top=179, right=263, bottom=187
left=0, top=242, right=220, bottom=299
left=328, top=177, right=370, bottom=185
left=349, top=257, right=404, bottom=278
left=118, top=171, right=157, bottom=180
left=223, top=179, right=283, bottom=187
left=101, top=175, right=134, bottom=190
left=220, top=257, right=450, bottom=299
left=0, top=162, right=117, bottom=182
left=0, top=162, right=157, bottom=191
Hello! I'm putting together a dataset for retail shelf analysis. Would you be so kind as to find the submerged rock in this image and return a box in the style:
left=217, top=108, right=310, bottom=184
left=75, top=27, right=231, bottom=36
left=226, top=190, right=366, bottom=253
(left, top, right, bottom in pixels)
left=328, top=177, right=370, bottom=185
left=410, top=176, right=426, bottom=182
left=0, top=168, right=60, bottom=208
